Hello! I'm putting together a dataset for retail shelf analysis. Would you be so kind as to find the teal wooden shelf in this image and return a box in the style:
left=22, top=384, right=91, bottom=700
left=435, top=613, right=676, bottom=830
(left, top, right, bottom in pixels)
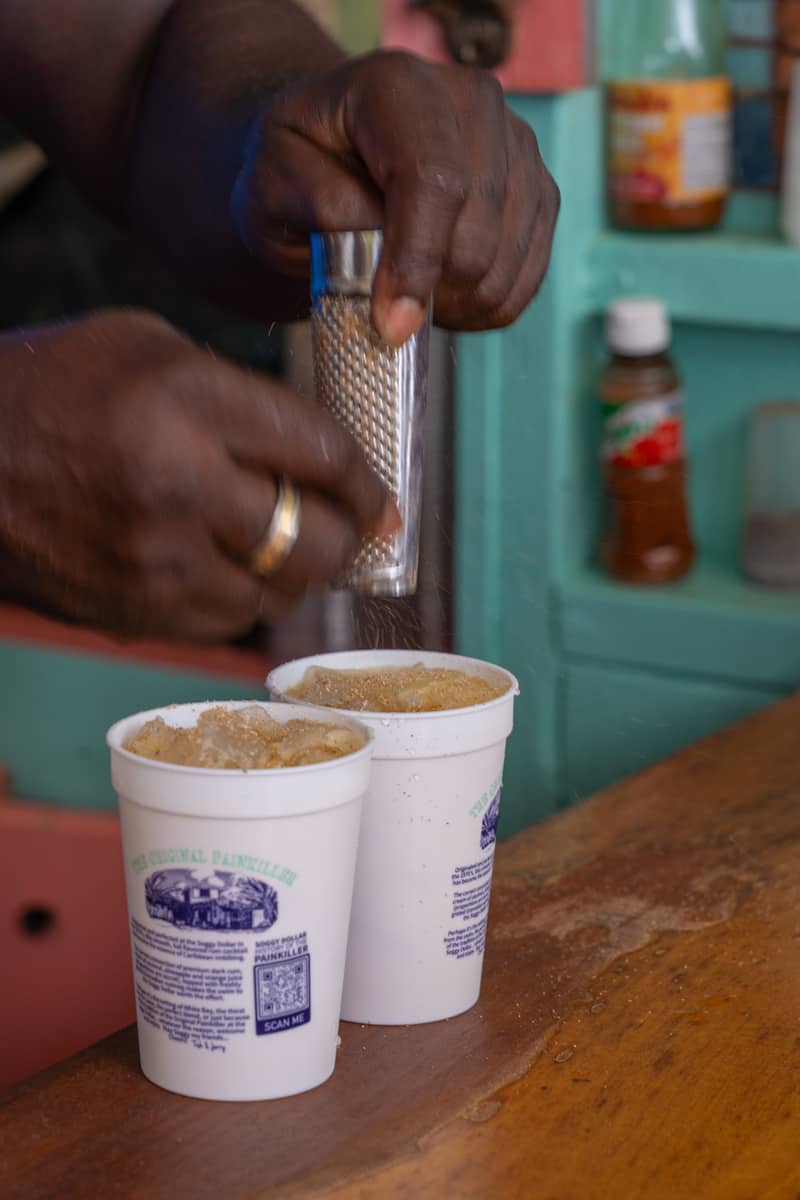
left=457, top=88, right=800, bottom=819
left=558, top=563, right=800, bottom=688
left=586, top=229, right=800, bottom=332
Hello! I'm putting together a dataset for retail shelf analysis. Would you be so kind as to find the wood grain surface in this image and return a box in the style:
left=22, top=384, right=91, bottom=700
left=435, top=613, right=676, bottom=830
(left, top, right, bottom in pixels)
left=2, top=695, right=800, bottom=1200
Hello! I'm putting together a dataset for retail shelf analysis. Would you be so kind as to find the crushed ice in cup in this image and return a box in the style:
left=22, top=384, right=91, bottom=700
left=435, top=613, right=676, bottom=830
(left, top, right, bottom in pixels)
left=287, top=664, right=507, bottom=713
left=125, top=705, right=363, bottom=769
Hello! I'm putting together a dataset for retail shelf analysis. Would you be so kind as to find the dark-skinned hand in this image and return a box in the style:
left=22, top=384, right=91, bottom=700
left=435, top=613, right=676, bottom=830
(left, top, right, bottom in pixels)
left=0, top=311, right=398, bottom=640
left=233, top=51, right=560, bottom=345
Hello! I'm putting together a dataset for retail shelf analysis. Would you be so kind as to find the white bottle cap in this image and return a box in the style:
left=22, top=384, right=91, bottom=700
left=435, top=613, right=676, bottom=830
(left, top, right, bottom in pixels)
left=607, top=298, right=670, bottom=356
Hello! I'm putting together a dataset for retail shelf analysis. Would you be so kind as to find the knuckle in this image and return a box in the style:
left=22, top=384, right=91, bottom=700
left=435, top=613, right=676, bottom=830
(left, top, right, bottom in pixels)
left=448, top=228, right=498, bottom=283
left=149, top=353, right=206, bottom=398
left=112, top=416, right=197, bottom=518
left=86, top=307, right=172, bottom=342
left=483, top=72, right=505, bottom=108
left=116, top=308, right=178, bottom=342
left=104, top=310, right=189, bottom=369
left=367, top=49, right=426, bottom=86
left=413, top=160, right=469, bottom=205
left=471, top=171, right=505, bottom=213
left=517, top=128, right=548, bottom=180
left=513, top=116, right=541, bottom=157
left=350, top=50, right=433, bottom=113
left=308, top=180, right=359, bottom=230
left=469, top=69, right=505, bottom=120
left=485, top=303, right=518, bottom=331
left=474, top=273, right=510, bottom=316
left=548, top=175, right=562, bottom=221
left=390, top=249, right=438, bottom=290
left=106, top=405, right=154, bottom=496
left=488, top=270, right=542, bottom=329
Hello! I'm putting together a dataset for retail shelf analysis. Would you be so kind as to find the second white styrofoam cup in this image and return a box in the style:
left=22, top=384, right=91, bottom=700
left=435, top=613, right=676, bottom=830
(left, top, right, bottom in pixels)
left=268, top=651, right=518, bottom=1025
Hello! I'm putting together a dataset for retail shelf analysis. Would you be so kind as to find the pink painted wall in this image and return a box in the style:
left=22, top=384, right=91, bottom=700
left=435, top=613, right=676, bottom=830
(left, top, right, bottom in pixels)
left=381, top=0, right=592, bottom=93
left=0, top=799, right=134, bottom=1087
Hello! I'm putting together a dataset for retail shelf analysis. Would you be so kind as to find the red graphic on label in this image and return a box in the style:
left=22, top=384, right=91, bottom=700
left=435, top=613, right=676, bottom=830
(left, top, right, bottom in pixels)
left=609, top=419, right=682, bottom=468
left=602, top=394, right=685, bottom=469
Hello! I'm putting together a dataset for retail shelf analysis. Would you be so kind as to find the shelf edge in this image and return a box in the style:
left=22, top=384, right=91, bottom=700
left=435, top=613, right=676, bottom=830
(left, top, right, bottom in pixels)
left=557, top=569, right=800, bottom=689
left=584, top=231, right=800, bottom=332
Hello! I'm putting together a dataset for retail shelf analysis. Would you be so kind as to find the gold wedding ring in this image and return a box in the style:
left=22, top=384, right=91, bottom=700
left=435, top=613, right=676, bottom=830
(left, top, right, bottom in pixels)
left=250, top=477, right=302, bottom=578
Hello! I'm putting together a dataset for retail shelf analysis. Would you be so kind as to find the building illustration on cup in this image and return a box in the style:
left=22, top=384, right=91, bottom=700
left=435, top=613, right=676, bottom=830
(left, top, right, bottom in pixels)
left=144, top=868, right=279, bottom=933
left=480, top=790, right=502, bottom=850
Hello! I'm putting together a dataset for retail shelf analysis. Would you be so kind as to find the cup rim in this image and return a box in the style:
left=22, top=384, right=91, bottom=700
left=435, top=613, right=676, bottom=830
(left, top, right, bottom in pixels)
left=266, top=650, right=520, bottom=722
left=106, top=699, right=374, bottom=779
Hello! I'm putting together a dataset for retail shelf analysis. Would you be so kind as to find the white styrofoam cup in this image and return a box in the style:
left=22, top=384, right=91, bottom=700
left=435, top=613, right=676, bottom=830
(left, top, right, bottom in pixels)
left=107, top=701, right=372, bottom=1101
left=267, top=651, right=519, bottom=1025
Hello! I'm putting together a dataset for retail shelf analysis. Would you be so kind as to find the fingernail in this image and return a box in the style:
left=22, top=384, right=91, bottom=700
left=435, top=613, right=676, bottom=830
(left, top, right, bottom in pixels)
left=378, top=297, right=425, bottom=347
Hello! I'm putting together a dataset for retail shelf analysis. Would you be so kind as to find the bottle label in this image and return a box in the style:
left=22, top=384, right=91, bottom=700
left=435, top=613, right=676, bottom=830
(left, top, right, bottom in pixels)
left=602, top=391, right=685, bottom=468
left=608, top=78, right=731, bottom=204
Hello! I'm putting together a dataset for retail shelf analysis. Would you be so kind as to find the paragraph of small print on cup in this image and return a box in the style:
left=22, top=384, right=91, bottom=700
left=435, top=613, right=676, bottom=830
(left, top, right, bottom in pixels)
left=268, top=650, right=519, bottom=1026
left=107, top=701, right=372, bottom=1101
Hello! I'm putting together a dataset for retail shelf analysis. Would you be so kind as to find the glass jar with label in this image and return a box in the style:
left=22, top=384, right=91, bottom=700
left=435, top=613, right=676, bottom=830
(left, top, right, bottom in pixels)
left=607, top=0, right=732, bottom=231
left=599, top=299, right=695, bottom=585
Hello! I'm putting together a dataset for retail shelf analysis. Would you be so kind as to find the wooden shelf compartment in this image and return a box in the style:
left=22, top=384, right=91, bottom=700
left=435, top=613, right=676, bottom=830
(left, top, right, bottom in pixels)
left=558, top=562, right=800, bottom=689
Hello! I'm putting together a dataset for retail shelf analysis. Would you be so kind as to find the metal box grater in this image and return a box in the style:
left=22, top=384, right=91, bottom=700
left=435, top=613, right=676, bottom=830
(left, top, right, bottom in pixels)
left=311, top=231, right=431, bottom=596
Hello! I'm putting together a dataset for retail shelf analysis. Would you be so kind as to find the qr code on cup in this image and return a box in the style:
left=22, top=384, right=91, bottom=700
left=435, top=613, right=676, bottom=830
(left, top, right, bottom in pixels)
left=254, top=954, right=311, bottom=1036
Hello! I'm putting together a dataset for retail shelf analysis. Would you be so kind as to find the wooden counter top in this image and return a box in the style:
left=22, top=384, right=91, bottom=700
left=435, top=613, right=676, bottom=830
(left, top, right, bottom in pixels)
left=3, top=695, right=800, bottom=1199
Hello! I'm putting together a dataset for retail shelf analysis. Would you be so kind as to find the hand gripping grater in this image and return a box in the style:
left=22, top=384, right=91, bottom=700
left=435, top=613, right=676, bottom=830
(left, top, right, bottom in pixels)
left=310, top=231, right=431, bottom=596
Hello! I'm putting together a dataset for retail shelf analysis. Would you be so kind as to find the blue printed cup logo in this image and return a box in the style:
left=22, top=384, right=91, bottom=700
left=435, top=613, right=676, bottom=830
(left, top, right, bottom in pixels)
left=480, top=789, right=502, bottom=850
left=144, top=868, right=278, bottom=933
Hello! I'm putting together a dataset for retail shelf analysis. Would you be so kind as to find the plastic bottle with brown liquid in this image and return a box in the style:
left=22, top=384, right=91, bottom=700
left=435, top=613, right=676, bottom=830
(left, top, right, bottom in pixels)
left=607, top=0, right=732, bottom=232
left=599, top=299, right=695, bottom=585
